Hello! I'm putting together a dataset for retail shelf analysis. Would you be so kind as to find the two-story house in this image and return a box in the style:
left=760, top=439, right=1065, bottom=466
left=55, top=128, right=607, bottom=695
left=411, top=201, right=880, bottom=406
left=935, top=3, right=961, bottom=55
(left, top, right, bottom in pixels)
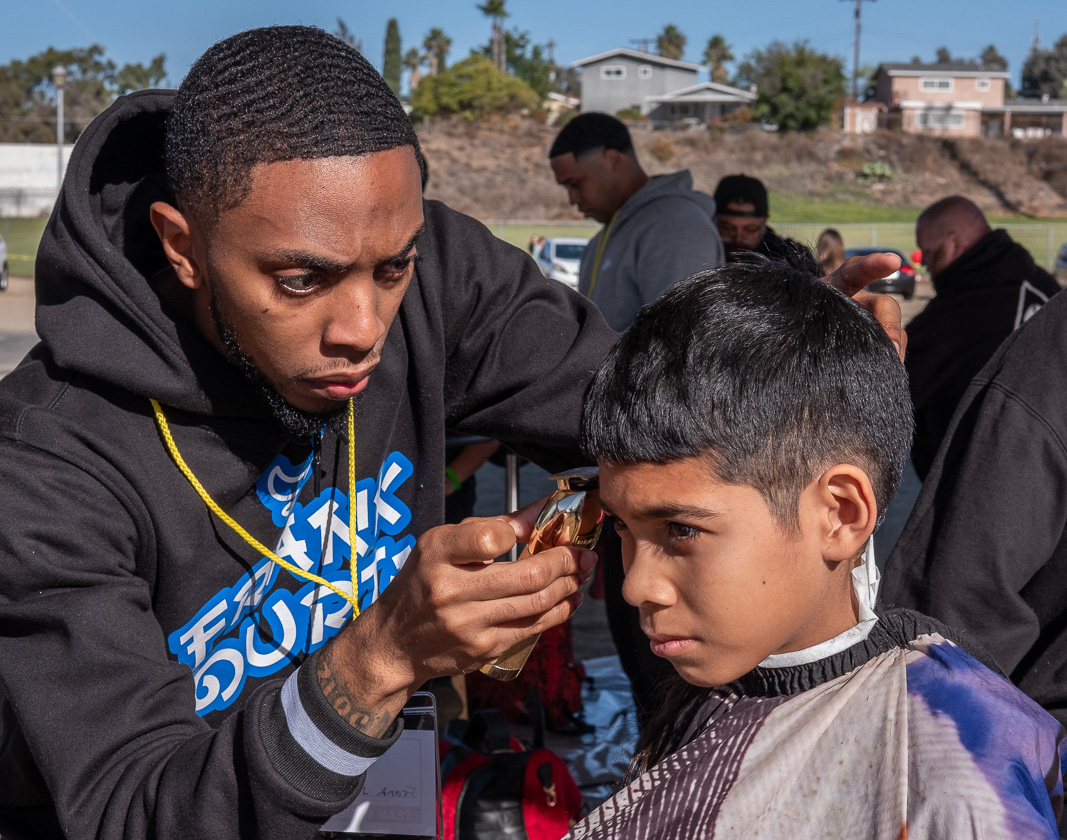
left=873, top=62, right=1010, bottom=136
left=572, top=48, right=754, bottom=123
left=852, top=62, right=1067, bottom=138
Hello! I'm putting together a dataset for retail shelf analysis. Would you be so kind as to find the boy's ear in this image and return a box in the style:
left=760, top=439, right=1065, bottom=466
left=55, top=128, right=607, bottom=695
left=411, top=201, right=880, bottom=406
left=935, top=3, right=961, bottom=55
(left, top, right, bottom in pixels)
left=813, top=464, right=877, bottom=563
left=150, top=201, right=203, bottom=291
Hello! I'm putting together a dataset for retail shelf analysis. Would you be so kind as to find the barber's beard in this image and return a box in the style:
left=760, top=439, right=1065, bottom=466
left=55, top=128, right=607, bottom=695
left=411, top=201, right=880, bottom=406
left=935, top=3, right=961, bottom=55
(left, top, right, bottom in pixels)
left=209, top=292, right=349, bottom=440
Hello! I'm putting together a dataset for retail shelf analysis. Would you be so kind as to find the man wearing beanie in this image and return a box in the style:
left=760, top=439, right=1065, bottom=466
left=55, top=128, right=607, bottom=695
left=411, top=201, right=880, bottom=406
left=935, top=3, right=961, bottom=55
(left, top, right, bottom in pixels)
left=714, top=174, right=817, bottom=272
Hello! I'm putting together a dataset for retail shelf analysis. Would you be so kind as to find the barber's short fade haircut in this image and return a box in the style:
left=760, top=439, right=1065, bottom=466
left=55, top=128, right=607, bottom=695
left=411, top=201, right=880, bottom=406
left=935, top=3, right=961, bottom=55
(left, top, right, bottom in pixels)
left=581, top=259, right=913, bottom=532
left=549, top=112, right=634, bottom=159
left=166, top=25, right=427, bottom=222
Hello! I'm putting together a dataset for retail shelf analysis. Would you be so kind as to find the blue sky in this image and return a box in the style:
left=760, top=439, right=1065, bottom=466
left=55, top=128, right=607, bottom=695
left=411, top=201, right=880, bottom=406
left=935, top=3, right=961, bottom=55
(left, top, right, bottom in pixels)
left=4, top=0, right=1064, bottom=91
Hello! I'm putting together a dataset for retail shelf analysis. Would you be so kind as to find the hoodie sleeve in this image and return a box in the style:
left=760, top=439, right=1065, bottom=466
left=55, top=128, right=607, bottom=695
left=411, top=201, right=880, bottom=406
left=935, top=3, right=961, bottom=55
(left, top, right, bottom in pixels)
left=0, top=442, right=398, bottom=840
left=422, top=202, right=620, bottom=472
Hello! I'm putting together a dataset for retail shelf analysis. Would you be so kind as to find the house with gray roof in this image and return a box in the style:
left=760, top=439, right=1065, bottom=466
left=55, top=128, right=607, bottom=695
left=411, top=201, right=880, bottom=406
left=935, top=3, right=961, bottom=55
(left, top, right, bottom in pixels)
left=572, top=48, right=754, bottom=124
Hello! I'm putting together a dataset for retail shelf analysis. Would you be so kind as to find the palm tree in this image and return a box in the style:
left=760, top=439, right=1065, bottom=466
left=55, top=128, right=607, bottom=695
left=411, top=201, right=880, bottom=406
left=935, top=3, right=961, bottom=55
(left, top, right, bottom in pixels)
left=477, top=0, right=509, bottom=71
left=403, top=47, right=424, bottom=91
left=656, top=24, right=686, bottom=61
left=423, top=27, right=452, bottom=75
left=703, top=34, right=734, bottom=84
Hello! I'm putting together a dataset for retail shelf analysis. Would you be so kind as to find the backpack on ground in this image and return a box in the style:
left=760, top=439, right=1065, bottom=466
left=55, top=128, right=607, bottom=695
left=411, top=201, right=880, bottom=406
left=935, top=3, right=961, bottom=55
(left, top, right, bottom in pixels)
left=440, top=706, right=582, bottom=840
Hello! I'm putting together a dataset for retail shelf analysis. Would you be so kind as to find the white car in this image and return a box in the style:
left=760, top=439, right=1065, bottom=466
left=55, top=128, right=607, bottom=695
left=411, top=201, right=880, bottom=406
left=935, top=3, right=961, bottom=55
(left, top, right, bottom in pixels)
left=535, top=237, right=588, bottom=291
left=0, top=233, right=7, bottom=292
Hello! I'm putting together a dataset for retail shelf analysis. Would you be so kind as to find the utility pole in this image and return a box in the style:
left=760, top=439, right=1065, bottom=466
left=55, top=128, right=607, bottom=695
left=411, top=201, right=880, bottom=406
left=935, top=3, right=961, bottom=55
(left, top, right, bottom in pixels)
left=546, top=38, right=556, bottom=63
left=842, top=0, right=876, bottom=101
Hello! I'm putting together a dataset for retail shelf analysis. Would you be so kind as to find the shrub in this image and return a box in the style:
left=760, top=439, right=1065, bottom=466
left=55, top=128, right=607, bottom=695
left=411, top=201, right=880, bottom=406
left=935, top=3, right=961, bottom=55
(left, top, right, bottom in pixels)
left=410, top=55, right=540, bottom=120
left=615, top=107, right=642, bottom=120
left=858, top=161, right=894, bottom=183
left=647, top=138, right=676, bottom=163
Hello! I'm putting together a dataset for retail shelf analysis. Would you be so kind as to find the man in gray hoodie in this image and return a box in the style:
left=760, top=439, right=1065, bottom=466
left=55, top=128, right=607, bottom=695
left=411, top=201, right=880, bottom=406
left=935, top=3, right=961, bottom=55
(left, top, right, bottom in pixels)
left=549, top=113, right=724, bottom=330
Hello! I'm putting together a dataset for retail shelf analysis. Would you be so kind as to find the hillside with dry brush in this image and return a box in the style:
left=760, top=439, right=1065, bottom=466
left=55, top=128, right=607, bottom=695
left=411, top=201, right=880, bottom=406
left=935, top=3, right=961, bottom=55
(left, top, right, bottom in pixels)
left=417, top=118, right=1067, bottom=220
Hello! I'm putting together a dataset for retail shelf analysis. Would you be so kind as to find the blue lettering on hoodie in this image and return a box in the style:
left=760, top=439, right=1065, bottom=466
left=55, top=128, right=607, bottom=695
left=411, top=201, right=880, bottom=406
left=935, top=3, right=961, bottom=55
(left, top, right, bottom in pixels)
left=168, top=451, right=417, bottom=714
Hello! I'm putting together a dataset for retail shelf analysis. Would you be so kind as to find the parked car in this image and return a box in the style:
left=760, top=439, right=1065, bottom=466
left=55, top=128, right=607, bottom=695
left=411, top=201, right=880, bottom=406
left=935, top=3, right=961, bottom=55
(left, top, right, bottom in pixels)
left=535, top=237, right=588, bottom=290
left=844, top=247, right=916, bottom=299
left=0, top=233, right=7, bottom=292
left=1055, top=241, right=1067, bottom=281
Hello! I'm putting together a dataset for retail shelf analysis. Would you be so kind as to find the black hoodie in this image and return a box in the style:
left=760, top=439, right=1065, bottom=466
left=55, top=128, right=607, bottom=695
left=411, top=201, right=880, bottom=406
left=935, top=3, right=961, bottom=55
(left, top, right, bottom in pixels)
left=904, top=228, right=1059, bottom=478
left=0, top=90, right=617, bottom=839
left=884, top=287, right=1067, bottom=729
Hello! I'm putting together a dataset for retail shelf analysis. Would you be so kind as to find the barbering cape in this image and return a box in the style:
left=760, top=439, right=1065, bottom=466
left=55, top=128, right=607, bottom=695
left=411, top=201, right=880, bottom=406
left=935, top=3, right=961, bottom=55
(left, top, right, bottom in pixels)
left=568, top=610, right=1066, bottom=839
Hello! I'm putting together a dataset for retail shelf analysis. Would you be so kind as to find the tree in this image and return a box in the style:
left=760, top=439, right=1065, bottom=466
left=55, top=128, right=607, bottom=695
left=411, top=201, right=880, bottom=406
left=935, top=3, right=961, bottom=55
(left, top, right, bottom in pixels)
left=333, top=18, right=362, bottom=53
left=1021, top=34, right=1067, bottom=99
left=656, top=24, right=686, bottom=61
left=423, top=27, right=452, bottom=75
left=114, top=54, right=166, bottom=96
left=703, top=34, right=734, bottom=84
left=735, top=41, right=846, bottom=132
left=935, top=46, right=953, bottom=64
left=980, top=44, right=1008, bottom=71
left=479, top=28, right=553, bottom=98
left=553, top=65, right=581, bottom=99
left=403, top=48, right=423, bottom=92
left=409, top=54, right=538, bottom=120
left=383, top=18, right=402, bottom=96
left=0, top=45, right=166, bottom=143
left=477, top=0, right=509, bottom=72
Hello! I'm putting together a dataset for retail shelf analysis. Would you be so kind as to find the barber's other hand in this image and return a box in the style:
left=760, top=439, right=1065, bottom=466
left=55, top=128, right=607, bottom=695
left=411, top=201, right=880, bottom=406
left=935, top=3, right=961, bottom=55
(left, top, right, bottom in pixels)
left=317, top=497, right=594, bottom=734
left=825, top=252, right=907, bottom=360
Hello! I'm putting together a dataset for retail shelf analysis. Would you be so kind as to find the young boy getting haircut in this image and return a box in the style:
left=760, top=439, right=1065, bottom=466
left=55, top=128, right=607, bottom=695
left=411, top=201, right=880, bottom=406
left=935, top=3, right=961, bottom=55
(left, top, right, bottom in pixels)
left=570, top=262, right=1066, bottom=839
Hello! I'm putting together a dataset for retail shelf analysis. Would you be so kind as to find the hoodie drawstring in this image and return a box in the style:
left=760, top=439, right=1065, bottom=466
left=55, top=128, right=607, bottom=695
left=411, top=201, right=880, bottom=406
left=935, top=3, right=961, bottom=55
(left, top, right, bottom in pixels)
left=149, top=397, right=362, bottom=617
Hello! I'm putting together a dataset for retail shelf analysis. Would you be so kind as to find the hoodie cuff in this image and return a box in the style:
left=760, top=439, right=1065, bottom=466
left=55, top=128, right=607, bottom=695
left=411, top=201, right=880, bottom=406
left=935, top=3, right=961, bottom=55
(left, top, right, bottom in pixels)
left=261, top=649, right=403, bottom=802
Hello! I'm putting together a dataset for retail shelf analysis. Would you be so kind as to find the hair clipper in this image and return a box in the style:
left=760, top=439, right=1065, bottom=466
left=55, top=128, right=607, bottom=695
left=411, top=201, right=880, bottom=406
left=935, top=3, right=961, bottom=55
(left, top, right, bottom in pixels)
left=479, top=467, right=603, bottom=681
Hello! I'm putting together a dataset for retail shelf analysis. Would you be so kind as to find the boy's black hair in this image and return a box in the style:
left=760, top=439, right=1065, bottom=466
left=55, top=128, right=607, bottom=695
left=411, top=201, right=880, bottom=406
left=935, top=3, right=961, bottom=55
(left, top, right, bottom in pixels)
left=166, top=25, right=427, bottom=222
left=549, top=112, right=634, bottom=159
left=581, top=258, right=913, bottom=532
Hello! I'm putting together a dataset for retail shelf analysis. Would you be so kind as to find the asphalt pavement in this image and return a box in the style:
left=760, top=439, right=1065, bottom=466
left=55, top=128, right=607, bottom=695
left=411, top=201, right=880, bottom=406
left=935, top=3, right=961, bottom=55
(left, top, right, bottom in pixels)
left=0, top=275, right=38, bottom=376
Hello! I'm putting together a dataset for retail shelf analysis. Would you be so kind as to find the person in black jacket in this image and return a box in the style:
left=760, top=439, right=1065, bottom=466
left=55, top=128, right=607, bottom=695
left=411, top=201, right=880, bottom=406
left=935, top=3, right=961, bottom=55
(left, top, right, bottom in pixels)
left=884, top=287, right=1067, bottom=729
left=905, top=195, right=1059, bottom=478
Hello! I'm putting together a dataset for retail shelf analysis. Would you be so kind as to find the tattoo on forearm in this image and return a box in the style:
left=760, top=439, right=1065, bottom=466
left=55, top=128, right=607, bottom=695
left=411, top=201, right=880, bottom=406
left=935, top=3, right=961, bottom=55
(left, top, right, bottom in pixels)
left=317, top=649, right=394, bottom=737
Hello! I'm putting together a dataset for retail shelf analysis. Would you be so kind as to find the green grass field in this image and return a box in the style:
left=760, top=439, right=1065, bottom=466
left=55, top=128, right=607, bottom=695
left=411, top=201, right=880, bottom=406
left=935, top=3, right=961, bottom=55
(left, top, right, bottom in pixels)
left=4, top=197, right=1066, bottom=278
left=0, top=217, right=47, bottom=278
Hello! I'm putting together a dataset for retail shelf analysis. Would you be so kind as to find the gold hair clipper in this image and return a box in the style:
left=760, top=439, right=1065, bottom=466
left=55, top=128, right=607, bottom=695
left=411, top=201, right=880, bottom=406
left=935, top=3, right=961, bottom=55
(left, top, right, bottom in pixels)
left=479, top=467, right=603, bottom=681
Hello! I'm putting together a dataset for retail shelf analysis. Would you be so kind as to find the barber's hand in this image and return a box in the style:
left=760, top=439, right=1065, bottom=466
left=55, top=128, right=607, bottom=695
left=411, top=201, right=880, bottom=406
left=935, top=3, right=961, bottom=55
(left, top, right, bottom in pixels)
left=317, top=498, right=594, bottom=735
left=825, top=252, right=907, bottom=360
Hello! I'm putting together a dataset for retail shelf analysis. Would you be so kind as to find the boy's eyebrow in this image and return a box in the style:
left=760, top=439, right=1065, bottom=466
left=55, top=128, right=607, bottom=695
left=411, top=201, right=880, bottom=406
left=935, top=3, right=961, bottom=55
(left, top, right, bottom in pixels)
left=602, top=500, right=722, bottom=522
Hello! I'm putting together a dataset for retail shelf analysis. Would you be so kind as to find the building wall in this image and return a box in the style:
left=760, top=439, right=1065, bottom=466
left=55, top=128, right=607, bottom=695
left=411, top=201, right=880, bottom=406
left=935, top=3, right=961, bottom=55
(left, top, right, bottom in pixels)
left=890, top=74, right=1004, bottom=108
left=579, top=58, right=698, bottom=116
left=874, top=71, right=1005, bottom=109
left=901, top=107, right=982, bottom=137
left=0, top=142, right=73, bottom=217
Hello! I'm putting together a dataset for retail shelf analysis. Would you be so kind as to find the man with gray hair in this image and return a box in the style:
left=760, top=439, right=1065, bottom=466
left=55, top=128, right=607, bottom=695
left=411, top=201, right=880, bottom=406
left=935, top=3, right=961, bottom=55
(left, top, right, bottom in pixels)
left=905, top=195, right=1058, bottom=477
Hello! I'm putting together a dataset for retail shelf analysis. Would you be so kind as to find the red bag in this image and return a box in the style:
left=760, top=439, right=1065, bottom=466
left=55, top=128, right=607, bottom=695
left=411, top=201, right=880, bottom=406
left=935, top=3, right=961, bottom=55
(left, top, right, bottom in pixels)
left=465, top=623, right=590, bottom=734
left=440, top=709, right=582, bottom=840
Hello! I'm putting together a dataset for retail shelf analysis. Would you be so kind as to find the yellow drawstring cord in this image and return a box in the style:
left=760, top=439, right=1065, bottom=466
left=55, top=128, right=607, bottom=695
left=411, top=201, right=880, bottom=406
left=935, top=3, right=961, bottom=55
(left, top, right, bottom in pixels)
left=150, top=397, right=361, bottom=617
left=586, top=212, right=618, bottom=301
